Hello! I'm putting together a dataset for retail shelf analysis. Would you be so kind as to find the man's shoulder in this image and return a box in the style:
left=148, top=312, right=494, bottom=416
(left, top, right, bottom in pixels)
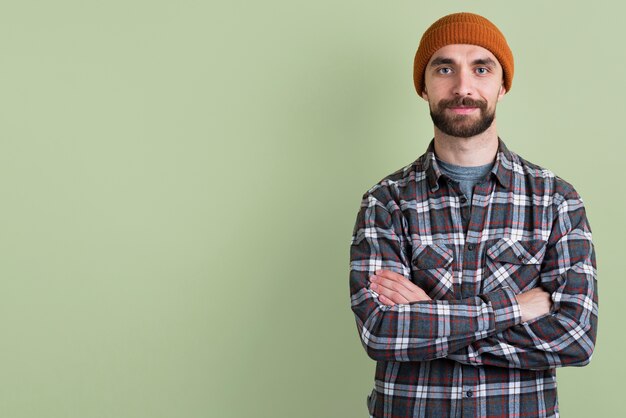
left=360, top=156, right=424, bottom=206
left=510, top=149, right=581, bottom=201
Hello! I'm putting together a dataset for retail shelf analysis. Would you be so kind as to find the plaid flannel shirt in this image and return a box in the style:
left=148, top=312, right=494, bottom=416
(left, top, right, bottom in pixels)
left=349, top=139, right=598, bottom=418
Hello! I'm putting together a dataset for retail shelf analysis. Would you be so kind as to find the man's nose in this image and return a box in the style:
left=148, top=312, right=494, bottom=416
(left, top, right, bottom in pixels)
left=453, top=70, right=473, bottom=96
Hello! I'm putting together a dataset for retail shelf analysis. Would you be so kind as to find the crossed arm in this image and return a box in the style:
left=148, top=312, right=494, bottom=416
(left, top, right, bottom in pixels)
left=370, top=270, right=552, bottom=324
left=349, top=191, right=598, bottom=370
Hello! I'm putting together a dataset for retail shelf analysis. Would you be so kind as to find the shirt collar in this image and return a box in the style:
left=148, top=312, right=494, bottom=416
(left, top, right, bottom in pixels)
left=423, top=137, right=514, bottom=192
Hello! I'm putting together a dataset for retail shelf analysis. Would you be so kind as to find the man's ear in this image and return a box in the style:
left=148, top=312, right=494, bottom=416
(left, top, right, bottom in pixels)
left=421, top=88, right=429, bottom=101
left=497, top=84, right=506, bottom=101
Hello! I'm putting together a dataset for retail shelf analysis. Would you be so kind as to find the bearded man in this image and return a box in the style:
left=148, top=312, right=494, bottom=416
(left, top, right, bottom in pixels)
left=349, top=12, right=598, bottom=417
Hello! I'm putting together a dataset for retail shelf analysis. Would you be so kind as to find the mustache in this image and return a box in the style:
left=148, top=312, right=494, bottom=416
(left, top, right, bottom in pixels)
left=438, top=97, right=487, bottom=110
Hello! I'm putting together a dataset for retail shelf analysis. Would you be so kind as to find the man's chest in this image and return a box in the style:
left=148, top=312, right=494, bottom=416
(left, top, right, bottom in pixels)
left=399, top=181, right=554, bottom=299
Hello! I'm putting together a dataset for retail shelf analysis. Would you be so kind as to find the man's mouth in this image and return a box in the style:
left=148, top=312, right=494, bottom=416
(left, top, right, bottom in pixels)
left=448, top=106, right=478, bottom=115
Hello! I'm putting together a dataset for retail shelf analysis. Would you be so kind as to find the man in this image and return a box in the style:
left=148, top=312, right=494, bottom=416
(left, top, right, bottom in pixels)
left=349, top=12, right=598, bottom=417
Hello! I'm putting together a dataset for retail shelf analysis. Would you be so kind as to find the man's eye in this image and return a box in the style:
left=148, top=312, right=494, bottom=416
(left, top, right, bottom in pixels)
left=438, top=68, right=452, bottom=75
left=476, top=67, right=488, bottom=75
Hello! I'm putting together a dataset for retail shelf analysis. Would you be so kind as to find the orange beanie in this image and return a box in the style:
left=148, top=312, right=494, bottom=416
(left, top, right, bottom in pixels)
left=413, top=12, right=514, bottom=95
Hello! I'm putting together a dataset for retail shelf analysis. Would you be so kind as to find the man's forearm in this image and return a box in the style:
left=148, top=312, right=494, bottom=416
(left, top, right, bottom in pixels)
left=446, top=292, right=597, bottom=371
left=351, top=276, right=522, bottom=362
left=362, top=270, right=553, bottom=364
left=372, top=270, right=552, bottom=323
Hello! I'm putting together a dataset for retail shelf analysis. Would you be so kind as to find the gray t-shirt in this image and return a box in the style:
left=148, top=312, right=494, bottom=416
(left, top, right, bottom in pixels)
left=436, top=157, right=494, bottom=203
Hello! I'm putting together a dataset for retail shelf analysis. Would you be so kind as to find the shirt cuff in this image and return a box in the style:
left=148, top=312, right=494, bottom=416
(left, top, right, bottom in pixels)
left=481, top=286, right=523, bottom=333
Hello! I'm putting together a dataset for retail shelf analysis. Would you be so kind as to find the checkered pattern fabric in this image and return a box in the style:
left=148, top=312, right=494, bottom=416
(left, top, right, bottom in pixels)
left=349, top=139, right=598, bottom=417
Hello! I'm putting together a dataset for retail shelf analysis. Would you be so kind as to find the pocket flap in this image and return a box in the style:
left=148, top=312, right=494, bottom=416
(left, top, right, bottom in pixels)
left=412, top=243, right=453, bottom=269
left=486, top=238, right=547, bottom=265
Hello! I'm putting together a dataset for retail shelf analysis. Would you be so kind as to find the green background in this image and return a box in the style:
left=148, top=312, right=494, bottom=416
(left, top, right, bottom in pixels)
left=0, top=1, right=620, bottom=417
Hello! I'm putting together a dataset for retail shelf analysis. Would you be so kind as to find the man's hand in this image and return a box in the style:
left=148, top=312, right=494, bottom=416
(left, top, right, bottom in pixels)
left=516, top=287, right=553, bottom=322
left=369, top=269, right=431, bottom=306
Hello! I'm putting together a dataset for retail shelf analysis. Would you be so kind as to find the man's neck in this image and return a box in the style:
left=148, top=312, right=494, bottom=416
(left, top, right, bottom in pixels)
left=433, top=124, right=499, bottom=167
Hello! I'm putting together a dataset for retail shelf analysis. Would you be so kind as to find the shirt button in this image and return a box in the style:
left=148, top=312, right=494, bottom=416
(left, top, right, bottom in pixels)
left=460, top=197, right=467, bottom=204
left=467, top=244, right=475, bottom=251
left=518, top=255, right=525, bottom=262
left=466, top=391, right=473, bottom=397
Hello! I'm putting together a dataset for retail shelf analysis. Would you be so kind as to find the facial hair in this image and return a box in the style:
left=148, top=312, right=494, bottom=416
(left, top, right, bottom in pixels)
left=429, top=96, right=495, bottom=138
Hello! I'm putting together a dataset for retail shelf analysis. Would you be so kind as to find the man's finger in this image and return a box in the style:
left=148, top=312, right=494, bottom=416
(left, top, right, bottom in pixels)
left=370, top=282, right=410, bottom=304
left=378, top=294, right=396, bottom=306
left=374, top=270, right=423, bottom=293
left=372, top=274, right=432, bottom=302
left=371, top=275, right=403, bottom=292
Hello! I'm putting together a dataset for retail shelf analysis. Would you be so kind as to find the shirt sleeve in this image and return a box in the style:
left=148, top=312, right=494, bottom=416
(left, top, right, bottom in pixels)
left=446, top=190, right=598, bottom=370
left=349, top=193, right=523, bottom=362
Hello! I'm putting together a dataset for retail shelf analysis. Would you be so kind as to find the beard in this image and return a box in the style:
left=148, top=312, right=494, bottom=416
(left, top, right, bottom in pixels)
left=429, top=96, right=496, bottom=138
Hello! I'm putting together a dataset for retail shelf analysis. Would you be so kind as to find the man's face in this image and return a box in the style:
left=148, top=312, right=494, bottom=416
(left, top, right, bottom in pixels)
left=422, top=44, right=506, bottom=138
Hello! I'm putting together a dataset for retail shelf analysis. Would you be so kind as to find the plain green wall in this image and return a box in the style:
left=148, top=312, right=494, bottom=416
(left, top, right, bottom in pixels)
left=0, top=1, right=621, bottom=417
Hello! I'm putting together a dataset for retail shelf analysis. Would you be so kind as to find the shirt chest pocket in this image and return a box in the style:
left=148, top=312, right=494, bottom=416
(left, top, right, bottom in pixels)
left=410, top=243, right=455, bottom=300
left=482, top=238, right=547, bottom=294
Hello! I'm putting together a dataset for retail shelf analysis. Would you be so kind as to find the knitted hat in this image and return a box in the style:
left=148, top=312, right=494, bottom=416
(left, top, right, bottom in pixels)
left=413, top=12, right=514, bottom=95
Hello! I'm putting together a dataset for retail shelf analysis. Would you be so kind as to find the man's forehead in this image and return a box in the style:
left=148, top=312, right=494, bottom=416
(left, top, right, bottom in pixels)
left=428, top=44, right=500, bottom=66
